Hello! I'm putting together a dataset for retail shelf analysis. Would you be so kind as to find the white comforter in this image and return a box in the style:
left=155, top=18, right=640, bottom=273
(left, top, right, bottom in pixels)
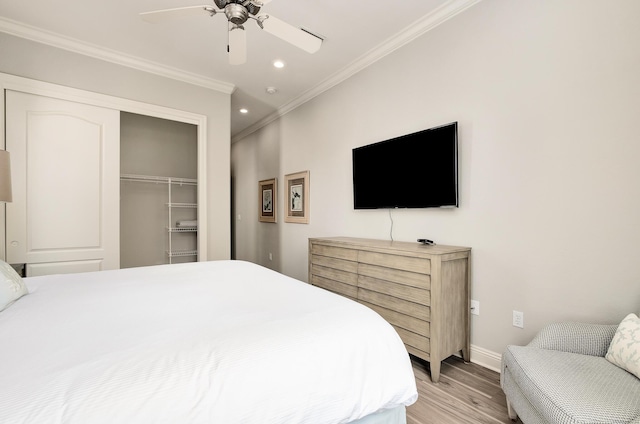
left=0, top=260, right=417, bottom=424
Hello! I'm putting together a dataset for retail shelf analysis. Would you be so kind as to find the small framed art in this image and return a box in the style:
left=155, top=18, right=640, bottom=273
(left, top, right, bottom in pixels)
left=284, top=171, right=309, bottom=224
left=258, top=178, right=277, bottom=223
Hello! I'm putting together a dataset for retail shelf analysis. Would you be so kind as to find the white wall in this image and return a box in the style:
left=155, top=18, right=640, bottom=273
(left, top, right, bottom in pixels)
left=231, top=0, right=640, bottom=358
left=0, top=33, right=231, bottom=260
left=231, top=120, right=282, bottom=270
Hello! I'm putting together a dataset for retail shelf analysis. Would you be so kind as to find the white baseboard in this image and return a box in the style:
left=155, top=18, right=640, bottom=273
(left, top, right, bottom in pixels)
left=469, top=344, right=502, bottom=373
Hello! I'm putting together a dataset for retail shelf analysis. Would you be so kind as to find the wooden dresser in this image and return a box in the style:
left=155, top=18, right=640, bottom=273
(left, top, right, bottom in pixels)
left=308, top=237, right=471, bottom=383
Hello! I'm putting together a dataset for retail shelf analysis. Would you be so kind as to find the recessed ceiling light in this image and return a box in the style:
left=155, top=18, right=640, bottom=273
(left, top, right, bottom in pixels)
left=266, top=87, right=278, bottom=94
left=239, top=108, right=249, bottom=114
left=273, top=60, right=285, bottom=69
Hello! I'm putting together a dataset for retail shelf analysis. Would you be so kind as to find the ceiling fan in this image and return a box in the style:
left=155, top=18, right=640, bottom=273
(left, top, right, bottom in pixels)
left=140, top=0, right=322, bottom=65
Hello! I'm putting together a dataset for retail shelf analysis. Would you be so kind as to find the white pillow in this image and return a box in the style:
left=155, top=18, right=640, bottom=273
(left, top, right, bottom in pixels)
left=0, top=260, right=28, bottom=312
left=606, top=313, right=640, bottom=379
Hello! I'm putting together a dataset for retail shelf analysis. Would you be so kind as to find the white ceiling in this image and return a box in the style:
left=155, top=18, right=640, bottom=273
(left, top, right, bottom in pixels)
left=0, top=0, right=477, bottom=138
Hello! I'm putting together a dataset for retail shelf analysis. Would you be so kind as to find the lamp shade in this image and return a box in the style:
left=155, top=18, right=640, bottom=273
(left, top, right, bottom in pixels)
left=0, top=150, right=12, bottom=203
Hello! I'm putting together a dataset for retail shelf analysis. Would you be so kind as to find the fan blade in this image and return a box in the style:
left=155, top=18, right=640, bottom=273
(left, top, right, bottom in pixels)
left=259, top=15, right=322, bottom=54
left=140, top=5, right=214, bottom=23
left=228, top=24, right=247, bottom=65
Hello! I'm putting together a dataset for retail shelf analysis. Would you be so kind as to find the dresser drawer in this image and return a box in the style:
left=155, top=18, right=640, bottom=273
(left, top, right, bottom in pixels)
left=358, top=288, right=430, bottom=321
left=311, top=264, right=357, bottom=285
left=310, top=244, right=358, bottom=261
left=361, top=301, right=430, bottom=338
left=358, top=275, right=430, bottom=306
left=310, top=254, right=357, bottom=273
left=311, top=275, right=357, bottom=299
left=395, top=326, right=430, bottom=353
left=406, top=345, right=431, bottom=362
left=358, top=263, right=430, bottom=290
left=358, top=251, right=430, bottom=274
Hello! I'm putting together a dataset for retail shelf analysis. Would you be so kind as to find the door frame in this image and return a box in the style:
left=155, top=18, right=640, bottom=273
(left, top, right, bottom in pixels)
left=0, top=72, right=208, bottom=262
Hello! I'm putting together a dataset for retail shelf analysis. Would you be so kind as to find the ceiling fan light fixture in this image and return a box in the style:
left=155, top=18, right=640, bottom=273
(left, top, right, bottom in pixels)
left=244, top=1, right=262, bottom=16
left=224, top=3, right=249, bottom=25
left=214, top=0, right=228, bottom=9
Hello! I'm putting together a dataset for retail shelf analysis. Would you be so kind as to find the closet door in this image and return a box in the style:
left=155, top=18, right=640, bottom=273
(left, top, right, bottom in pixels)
left=5, top=90, right=120, bottom=276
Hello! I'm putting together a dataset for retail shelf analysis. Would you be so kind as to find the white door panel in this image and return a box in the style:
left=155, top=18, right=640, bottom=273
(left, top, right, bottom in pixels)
left=27, top=260, right=103, bottom=277
left=28, top=113, right=102, bottom=251
left=5, top=91, right=120, bottom=275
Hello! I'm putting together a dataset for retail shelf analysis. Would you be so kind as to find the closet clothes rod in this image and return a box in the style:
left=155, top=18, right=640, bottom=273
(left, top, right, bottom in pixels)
left=120, top=173, right=197, bottom=186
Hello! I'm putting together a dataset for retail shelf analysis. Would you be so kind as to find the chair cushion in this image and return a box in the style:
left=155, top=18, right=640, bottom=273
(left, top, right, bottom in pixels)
left=503, top=345, right=640, bottom=424
left=606, top=313, right=640, bottom=379
left=528, top=322, right=617, bottom=356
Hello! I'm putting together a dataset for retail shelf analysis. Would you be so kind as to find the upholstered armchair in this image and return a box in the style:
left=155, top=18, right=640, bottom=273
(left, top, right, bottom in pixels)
left=501, top=321, right=640, bottom=424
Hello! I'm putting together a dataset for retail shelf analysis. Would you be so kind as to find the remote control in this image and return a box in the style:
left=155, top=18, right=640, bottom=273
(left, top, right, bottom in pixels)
left=417, top=238, right=434, bottom=245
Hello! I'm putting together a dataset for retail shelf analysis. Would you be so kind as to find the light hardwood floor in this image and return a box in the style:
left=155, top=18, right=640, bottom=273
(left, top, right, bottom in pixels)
left=407, top=356, right=522, bottom=424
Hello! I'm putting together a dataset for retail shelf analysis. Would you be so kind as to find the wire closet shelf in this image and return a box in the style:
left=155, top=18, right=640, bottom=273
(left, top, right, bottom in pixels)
left=120, top=173, right=198, bottom=263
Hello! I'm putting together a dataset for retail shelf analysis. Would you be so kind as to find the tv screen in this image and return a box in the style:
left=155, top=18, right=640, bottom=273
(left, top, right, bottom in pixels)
left=352, top=122, right=458, bottom=209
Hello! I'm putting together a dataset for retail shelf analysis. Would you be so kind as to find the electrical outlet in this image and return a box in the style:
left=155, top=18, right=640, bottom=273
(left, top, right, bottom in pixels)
left=470, top=300, right=480, bottom=316
left=513, top=310, right=524, bottom=328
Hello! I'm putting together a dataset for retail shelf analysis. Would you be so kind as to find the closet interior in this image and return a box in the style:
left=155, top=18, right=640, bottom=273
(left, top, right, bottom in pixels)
left=120, top=112, right=198, bottom=269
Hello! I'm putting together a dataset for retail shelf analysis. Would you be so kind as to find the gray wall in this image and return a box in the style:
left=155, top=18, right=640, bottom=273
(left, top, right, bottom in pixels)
left=0, top=33, right=231, bottom=260
left=231, top=0, right=640, bottom=360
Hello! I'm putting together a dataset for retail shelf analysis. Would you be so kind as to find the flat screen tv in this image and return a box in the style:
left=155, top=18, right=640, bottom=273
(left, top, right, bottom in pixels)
left=352, top=122, right=458, bottom=209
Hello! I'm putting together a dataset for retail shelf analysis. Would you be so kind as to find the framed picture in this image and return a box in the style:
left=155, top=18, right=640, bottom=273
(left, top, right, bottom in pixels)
left=284, top=171, right=309, bottom=224
left=258, top=178, right=277, bottom=223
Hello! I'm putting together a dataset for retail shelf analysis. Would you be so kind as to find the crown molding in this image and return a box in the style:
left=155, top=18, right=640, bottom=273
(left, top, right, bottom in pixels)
left=0, top=16, right=235, bottom=95
left=232, top=0, right=480, bottom=142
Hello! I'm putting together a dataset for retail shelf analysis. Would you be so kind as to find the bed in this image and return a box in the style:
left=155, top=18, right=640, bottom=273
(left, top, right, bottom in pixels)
left=0, top=259, right=417, bottom=424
